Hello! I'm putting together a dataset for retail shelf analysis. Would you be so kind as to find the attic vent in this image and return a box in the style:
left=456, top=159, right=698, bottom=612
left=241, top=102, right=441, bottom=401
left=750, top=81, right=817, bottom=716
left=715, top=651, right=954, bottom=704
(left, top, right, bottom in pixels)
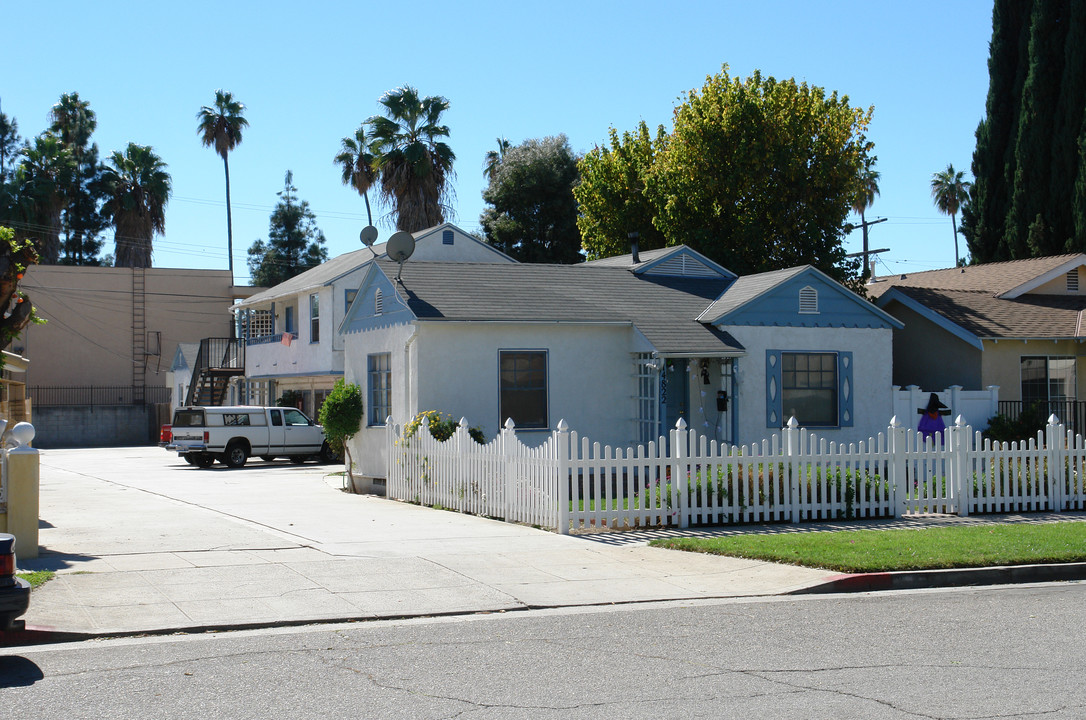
left=1068, top=269, right=1079, bottom=293
left=799, top=286, right=819, bottom=314
left=374, top=289, right=383, bottom=315
left=442, top=230, right=454, bottom=245
left=646, top=254, right=719, bottom=278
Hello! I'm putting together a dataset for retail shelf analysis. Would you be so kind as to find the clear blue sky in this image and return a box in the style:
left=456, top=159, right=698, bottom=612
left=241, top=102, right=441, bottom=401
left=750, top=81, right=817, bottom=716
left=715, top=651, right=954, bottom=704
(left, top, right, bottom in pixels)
left=4, top=1, right=994, bottom=284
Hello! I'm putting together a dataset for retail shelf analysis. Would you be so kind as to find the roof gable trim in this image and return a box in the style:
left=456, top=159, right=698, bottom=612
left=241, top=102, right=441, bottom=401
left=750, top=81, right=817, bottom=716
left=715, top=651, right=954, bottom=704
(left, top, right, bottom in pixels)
left=876, top=287, right=984, bottom=350
left=999, top=254, right=1086, bottom=299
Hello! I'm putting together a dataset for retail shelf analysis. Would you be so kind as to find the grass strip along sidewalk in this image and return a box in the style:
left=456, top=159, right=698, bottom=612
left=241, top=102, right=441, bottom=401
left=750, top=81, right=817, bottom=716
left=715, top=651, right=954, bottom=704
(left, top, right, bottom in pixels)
left=649, top=522, right=1086, bottom=574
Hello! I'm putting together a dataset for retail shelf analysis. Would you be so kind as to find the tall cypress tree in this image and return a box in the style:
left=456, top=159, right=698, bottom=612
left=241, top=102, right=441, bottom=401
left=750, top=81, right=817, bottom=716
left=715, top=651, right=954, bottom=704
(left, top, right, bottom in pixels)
left=967, top=0, right=1086, bottom=262
left=1006, top=0, right=1070, bottom=257
left=966, top=0, right=1035, bottom=262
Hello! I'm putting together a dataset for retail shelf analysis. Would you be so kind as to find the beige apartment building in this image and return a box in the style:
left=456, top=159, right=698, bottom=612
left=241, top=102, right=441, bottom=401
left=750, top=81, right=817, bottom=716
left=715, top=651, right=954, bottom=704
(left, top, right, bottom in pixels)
left=16, top=265, right=261, bottom=446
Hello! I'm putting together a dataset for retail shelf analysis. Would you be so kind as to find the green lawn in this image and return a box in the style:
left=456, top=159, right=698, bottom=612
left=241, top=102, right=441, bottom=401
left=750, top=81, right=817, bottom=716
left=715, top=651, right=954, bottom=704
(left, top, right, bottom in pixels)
left=649, top=522, right=1086, bottom=573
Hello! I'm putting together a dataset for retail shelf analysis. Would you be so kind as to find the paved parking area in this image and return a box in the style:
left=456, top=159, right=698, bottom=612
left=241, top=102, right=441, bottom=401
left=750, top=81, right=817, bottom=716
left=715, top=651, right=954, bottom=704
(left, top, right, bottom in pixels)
left=17, top=447, right=831, bottom=637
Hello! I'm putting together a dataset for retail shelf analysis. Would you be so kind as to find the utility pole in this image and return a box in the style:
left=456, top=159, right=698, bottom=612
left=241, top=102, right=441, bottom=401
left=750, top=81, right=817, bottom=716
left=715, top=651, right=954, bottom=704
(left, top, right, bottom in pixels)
left=853, top=217, right=888, bottom=280
left=847, top=246, right=890, bottom=281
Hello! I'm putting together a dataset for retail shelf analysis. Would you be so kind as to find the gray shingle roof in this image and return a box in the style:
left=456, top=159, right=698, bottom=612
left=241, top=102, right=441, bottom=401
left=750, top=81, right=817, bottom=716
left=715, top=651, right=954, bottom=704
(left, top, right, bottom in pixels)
left=697, top=266, right=807, bottom=322
left=580, top=246, right=677, bottom=268
left=376, top=259, right=744, bottom=355
left=242, top=247, right=378, bottom=306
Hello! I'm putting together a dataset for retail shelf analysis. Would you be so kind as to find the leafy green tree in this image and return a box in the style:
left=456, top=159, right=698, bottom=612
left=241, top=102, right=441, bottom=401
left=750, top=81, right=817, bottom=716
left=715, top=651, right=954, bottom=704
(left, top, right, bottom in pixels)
left=482, top=137, right=510, bottom=181
left=931, top=164, right=972, bottom=266
left=575, top=121, right=668, bottom=260
left=101, top=143, right=171, bottom=268
left=48, top=92, right=107, bottom=265
left=646, top=67, right=872, bottom=282
left=480, top=135, right=581, bottom=263
left=364, top=86, right=455, bottom=232
left=197, top=90, right=248, bottom=275
left=334, top=126, right=377, bottom=226
left=0, top=226, right=38, bottom=356
left=247, top=171, right=328, bottom=286
left=318, top=378, right=363, bottom=486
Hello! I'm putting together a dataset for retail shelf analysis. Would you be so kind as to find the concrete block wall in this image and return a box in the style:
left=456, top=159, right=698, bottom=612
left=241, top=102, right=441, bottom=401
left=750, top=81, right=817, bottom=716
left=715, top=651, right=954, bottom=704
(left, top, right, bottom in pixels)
left=32, top=406, right=156, bottom=448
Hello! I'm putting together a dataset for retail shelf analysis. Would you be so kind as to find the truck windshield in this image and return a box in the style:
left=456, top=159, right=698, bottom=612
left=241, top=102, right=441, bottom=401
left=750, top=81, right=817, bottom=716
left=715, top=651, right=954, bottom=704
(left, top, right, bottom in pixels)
left=173, top=410, right=205, bottom=427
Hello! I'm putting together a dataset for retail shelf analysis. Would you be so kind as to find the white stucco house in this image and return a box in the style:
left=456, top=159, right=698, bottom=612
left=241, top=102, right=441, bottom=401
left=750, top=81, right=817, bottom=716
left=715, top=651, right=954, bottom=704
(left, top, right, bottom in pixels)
left=340, top=245, right=902, bottom=486
left=234, top=223, right=514, bottom=418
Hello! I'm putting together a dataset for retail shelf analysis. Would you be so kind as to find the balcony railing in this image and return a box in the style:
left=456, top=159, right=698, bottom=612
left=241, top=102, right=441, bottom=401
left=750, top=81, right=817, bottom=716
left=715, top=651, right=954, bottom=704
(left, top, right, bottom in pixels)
left=247, top=333, right=290, bottom=346
left=998, top=399, right=1086, bottom=433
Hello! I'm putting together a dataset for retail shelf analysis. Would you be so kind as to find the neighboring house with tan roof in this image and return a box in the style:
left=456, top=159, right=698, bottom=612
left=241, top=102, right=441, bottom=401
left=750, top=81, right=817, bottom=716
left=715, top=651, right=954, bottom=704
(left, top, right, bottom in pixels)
left=234, top=223, right=514, bottom=419
left=868, top=253, right=1086, bottom=427
left=340, top=246, right=901, bottom=486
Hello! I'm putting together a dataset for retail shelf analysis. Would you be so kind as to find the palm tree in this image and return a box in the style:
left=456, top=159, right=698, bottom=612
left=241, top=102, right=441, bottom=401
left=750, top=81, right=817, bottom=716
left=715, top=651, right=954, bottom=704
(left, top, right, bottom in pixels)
left=197, top=90, right=248, bottom=275
left=931, top=163, right=972, bottom=266
left=48, top=92, right=96, bottom=150
left=101, top=143, right=171, bottom=268
left=853, top=165, right=880, bottom=279
left=365, top=86, right=456, bottom=232
left=334, top=126, right=377, bottom=227
left=482, top=136, right=511, bottom=182
left=13, top=133, right=75, bottom=263
left=49, top=92, right=105, bottom=265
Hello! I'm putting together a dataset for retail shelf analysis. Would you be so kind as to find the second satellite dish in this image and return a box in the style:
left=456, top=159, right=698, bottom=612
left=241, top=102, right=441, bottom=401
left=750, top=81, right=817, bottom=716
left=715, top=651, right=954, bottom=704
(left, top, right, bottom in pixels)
left=386, top=231, right=416, bottom=280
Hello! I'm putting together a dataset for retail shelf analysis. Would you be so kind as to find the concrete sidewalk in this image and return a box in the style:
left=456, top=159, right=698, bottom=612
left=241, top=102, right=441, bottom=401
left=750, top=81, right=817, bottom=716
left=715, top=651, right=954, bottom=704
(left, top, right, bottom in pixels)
left=8, top=448, right=1086, bottom=643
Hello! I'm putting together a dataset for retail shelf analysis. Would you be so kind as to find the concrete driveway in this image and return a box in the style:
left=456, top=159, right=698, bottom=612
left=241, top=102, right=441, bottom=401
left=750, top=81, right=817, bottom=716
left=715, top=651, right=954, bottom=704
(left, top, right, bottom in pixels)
left=17, top=447, right=832, bottom=637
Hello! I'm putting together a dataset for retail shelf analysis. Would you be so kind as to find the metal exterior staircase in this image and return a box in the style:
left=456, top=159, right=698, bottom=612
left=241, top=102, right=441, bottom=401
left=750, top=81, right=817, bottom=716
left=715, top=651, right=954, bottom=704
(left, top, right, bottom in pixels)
left=185, top=338, right=245, bottom=406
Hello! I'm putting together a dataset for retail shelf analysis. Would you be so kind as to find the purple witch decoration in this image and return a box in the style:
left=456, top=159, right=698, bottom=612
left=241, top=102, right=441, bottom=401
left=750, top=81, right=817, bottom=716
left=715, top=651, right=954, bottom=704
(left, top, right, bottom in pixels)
left=917, top=392, right=951, bottom=443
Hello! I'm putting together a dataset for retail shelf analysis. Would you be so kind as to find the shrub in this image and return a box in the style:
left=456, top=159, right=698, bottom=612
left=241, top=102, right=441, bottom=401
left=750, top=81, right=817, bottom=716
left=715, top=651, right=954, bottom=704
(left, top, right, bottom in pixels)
left=984, top=402, right=1048, bottom=444
left=404, top=410, right=486, bottom=444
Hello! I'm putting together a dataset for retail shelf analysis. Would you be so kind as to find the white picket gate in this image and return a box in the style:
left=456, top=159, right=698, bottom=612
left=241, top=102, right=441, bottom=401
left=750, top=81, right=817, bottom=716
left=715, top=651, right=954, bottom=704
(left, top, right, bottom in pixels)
left=386, top=415, right=1086, bottom=534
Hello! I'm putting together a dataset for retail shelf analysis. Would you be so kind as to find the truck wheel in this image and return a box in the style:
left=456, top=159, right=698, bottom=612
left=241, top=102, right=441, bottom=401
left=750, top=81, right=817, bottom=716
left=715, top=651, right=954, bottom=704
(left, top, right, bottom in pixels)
left=194, top=454, right=215, bottom=468
left=225, top=442, right=248, bottom=468
left=184, top=455, right=198, bottom=465
left=319, top=441, right=337, bottom=464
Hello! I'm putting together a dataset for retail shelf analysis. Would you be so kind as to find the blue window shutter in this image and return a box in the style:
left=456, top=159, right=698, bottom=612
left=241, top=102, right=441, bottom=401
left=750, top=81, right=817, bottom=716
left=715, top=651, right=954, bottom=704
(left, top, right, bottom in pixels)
left=838, top=351, right=854, bottom=427
left=442, top=229, right=454, bottom=245
left=766, top=350, right=782, bottom=427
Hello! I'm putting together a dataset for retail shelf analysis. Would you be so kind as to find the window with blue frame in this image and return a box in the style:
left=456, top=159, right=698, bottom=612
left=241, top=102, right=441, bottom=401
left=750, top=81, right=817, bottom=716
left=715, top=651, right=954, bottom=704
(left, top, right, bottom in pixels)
left=766, top=350, right=853, bottom=428
left=284, top=306, right=295, bottom=335
left=368, top=353, right=391, bottom=426
left=499, top=350, right=548, bottom=429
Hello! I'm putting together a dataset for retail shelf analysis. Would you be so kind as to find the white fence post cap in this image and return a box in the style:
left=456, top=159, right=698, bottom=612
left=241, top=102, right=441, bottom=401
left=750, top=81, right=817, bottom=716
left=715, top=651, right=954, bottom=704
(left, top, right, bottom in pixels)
left=1048, top=414, right=1061, bottom=425
left=787, top=415, right=799, bottom=428
left=504, top=417, right=516, bottom=431
left=674, top=417, right=687, bottom=430
left=556, top=419, right=569, bottom=432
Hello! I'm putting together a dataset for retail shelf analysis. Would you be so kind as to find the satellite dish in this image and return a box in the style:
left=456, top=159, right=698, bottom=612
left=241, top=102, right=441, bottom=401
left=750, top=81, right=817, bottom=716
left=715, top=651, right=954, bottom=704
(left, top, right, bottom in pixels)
left=360, top=225, right=379, bottom=258
left=386, top=231, right=416, bottom=281
left=360, top=226, right=379, bottom=247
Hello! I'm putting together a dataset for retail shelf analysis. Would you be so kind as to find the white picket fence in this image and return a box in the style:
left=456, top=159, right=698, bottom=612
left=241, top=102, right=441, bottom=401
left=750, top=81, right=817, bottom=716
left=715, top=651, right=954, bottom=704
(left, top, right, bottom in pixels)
left=386, top=415, right=1086, bottom=534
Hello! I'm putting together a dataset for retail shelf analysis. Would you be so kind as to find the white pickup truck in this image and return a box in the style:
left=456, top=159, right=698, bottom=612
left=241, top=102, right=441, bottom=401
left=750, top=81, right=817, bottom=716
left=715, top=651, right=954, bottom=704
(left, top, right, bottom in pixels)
left=165, top=405, right=333, bottom=468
